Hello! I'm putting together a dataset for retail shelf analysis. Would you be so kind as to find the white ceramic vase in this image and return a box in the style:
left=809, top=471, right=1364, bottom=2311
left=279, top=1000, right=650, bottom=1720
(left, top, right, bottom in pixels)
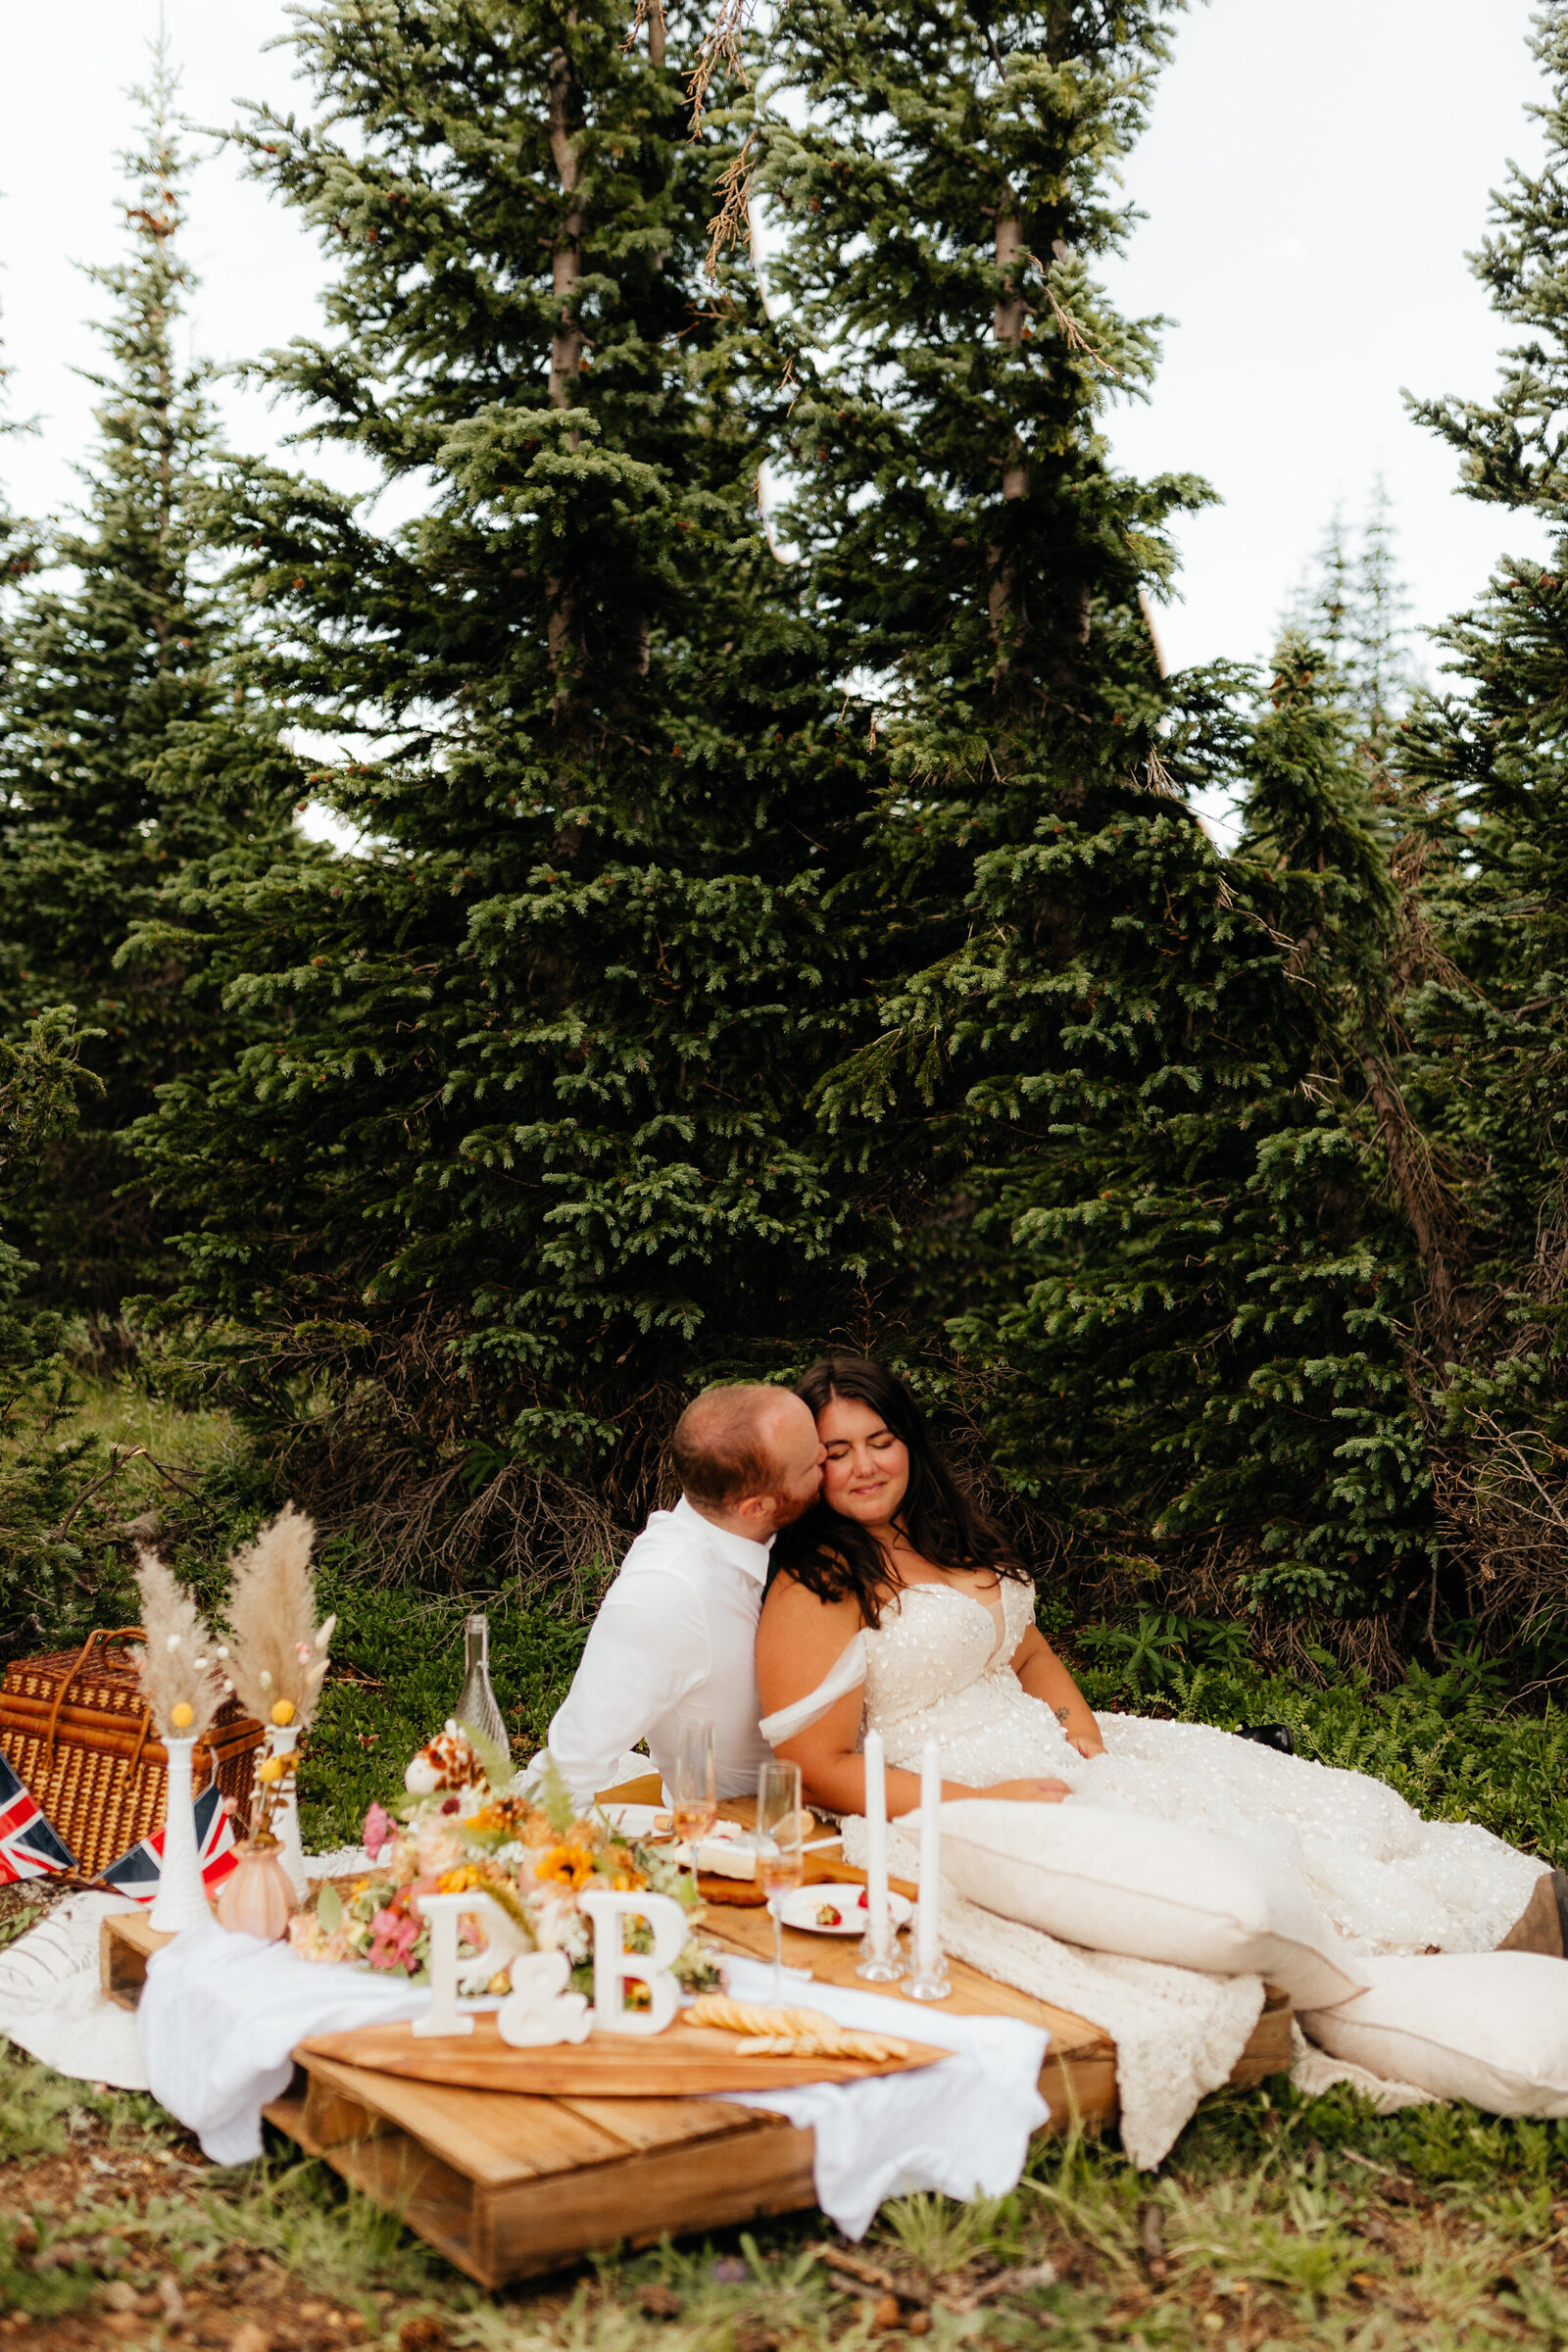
left=268, top=1724, right=309, bottom=1902
left=149, top=1737, right=213, bottom=1934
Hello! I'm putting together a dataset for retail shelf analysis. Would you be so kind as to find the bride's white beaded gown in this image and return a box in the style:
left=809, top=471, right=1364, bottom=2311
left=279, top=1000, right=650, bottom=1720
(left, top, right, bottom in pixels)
left=833, top=1577, right=1540, bottom=1956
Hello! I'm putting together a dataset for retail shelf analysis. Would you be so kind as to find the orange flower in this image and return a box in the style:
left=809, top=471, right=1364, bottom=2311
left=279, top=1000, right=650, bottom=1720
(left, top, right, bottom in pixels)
left=437, top=1864, right=485, bottom=1894
left=536, top=1842, right=594, bottom=1891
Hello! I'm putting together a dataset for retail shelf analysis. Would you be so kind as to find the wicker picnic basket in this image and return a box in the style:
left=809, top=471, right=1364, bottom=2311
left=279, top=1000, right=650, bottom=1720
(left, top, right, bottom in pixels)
left=0, top=1627, right=266, bottom=1879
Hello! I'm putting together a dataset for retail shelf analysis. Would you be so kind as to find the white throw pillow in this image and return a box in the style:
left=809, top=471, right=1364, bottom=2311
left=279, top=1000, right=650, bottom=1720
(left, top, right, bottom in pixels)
left=940, top=1800, right=1367, bottom=2009
left=1301, top=1952, right=1568, bottom=2114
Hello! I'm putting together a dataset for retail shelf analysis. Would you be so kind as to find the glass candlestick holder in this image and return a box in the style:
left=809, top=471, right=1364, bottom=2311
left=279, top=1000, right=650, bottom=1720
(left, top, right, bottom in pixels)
left=906, top=1949, right=952, bottom=2001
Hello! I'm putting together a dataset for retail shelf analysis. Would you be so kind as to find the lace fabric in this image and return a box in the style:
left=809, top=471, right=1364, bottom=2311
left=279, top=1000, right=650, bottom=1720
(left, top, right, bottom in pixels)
left=837, top=1578, right=1543, bottom=2161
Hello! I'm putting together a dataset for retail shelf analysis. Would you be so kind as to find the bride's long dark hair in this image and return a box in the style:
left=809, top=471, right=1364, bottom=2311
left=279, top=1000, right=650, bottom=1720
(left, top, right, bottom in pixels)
left=771, top=1357, right=1031, bottom=1627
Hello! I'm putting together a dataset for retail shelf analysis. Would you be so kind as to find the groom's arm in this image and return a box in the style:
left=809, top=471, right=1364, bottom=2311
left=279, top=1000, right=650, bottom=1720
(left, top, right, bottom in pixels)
left=547, top=1570, right=709, bottom=1804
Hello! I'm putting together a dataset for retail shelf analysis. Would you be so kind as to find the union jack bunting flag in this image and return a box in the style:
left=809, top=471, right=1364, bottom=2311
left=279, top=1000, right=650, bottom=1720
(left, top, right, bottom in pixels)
left=0, top=1752, right=75, bottom=1884
left=100, top=1780, right=239, bottom=1904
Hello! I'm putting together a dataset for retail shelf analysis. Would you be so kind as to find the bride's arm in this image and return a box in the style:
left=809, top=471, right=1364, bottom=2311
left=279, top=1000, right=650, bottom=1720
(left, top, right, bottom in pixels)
left=759, top=1574, right=1071, bottom=1813
left=1010, top=1625, right=1105, bottom=1759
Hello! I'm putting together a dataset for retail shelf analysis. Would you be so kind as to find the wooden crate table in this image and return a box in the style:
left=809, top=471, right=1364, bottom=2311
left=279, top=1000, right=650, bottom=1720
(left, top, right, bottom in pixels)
left=96, top=1776, right=1292, bottom=2288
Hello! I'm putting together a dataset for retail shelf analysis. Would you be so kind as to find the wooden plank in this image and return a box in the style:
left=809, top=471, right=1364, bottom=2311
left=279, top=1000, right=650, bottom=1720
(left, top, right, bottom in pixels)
left=1232, top=1984, right=1294, bottom=2086
left=701, top=1904, right=1114, bottom=2060
left=100, top=1909, right=171, bottom=2011
left=553, top=2093, right=777, bottom=2153
left=299, top=2013, right=945, bottom=2097
left=701, top=1905, right=1293, bottom=2134
left=272, top=2053, right=817, bottom=2289
left=480, top=2115, right=819, bottom=2286
left=298, top=2054, right=632, bottom=2186
left=597, top=1771, right=663, bottom=1805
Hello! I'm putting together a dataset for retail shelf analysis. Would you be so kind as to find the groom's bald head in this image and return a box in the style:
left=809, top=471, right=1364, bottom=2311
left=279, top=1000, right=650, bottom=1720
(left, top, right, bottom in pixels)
left=673, top=1383, right=823, bottom=1529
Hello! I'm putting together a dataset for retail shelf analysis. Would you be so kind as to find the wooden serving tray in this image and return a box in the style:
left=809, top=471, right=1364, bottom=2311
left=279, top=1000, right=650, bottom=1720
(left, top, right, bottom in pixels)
left=297, top=2012, right=946, bottom=2096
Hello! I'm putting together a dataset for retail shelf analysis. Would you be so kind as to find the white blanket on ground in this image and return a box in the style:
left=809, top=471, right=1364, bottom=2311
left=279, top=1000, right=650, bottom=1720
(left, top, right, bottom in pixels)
left=712, top=1954, right=1048, bottom=2239
left=0, top=1846, right=372, bottom=2106
left=0, top=1890, right=148, bottom=2089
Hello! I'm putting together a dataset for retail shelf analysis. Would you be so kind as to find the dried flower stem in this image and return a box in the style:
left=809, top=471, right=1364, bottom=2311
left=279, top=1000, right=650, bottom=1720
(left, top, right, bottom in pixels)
left=132, top=1551, right=222, bottom=1742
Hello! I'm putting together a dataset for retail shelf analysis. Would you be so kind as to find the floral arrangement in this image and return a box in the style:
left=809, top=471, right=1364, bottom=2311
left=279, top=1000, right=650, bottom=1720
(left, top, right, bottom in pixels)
left=288, top=1727, right=720, bottom=2002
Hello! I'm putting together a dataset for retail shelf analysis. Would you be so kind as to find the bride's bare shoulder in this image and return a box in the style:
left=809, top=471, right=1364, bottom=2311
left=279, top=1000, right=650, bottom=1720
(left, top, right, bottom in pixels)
left=757, top=1568, right=862, bottom=1707
left=759, top=1564, right=863, bottom=1644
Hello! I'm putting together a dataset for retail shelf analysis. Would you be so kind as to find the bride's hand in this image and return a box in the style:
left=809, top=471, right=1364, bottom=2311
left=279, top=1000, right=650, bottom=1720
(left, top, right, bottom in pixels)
left=978, top=1778, right=1072, bottom=1804
left=1069, top=1735, right=1105, bottom=1761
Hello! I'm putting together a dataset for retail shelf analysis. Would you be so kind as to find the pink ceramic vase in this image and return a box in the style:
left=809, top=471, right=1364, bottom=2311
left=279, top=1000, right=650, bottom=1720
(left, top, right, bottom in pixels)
left=216, top=1839, right=298, bottom=1940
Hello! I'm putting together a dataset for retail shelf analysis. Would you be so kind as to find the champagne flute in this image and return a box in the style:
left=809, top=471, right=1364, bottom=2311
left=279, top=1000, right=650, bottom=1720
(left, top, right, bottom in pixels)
left=671, top=1720, right=718, bottom=1883
left=755, top=1760, right=805, bottom=2006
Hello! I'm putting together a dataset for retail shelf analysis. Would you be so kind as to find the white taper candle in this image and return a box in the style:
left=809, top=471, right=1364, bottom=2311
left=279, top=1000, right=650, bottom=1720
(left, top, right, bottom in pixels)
left=863, top=1728, right=890, bottom=1956
left=916, top=1738, right=941, bottom=1973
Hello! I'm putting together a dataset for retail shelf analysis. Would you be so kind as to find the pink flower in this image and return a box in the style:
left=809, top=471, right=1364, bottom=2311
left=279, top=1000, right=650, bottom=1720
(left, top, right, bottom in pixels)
left=362, top=1801, right=392, bottom=1859
left=367, top=1906, right=422, bottom=1973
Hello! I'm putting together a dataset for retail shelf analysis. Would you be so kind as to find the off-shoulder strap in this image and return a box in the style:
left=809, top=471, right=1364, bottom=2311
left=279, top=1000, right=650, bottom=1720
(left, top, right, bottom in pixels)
left=759, top=1634, right=867, bottom=1747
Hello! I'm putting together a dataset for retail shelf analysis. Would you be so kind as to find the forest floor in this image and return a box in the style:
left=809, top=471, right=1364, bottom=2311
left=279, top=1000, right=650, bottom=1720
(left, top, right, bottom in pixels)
left=5, top=1381, right=1568, bottom=2349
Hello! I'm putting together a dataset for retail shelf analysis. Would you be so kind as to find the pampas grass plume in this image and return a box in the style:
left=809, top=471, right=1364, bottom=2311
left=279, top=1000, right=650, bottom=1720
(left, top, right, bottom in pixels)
left=133, top=1551, right=222, bottom=1741
left=224, top=1502, right=330, bottom=1733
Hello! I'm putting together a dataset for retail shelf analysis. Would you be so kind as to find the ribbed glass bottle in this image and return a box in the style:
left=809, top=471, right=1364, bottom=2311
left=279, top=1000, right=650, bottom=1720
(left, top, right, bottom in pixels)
left=455, top=1610, right=512, bottom=1768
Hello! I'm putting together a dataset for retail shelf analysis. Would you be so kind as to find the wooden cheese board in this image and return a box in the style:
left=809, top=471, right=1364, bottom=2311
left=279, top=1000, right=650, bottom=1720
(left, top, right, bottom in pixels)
left=297, top=2012, right=947, bottom=2095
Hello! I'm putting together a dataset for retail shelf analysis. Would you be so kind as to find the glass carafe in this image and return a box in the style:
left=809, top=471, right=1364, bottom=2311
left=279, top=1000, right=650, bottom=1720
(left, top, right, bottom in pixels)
left=455, top=1610, right=512, bottom=1769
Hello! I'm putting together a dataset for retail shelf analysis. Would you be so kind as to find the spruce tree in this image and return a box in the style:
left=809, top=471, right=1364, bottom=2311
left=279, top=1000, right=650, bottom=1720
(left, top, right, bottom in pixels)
left=756, top=0, right=1432, bottom=1640
left=1288, top=480, right=1420, bottom=772
left=1395, top=0, right=1568, bottom=1642
left=0, top=53, right=294, bottom=1320
left=133, top=0, right=870, bottom=1576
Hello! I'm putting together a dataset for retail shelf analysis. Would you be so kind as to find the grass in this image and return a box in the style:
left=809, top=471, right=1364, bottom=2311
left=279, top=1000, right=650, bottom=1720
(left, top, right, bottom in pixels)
left=8, top=1378, right=1568, bottom=2341
left=6, top=2039, right=1568, bottom=2346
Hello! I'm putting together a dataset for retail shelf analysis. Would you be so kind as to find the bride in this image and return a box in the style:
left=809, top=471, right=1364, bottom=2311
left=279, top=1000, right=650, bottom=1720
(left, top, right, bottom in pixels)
left=756, top=1357, right=1557, bottom=1960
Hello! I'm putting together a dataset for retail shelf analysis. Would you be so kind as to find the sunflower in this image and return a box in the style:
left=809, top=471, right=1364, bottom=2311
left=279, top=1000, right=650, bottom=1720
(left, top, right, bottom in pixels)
left=437, top=1863, right=486, bottom=1894
left=536, top=1842, right=595, bottom=1891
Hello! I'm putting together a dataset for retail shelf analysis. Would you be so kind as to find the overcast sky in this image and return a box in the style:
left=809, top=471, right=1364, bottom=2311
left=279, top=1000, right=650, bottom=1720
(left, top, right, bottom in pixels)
left=0, top=0, right=1552, bottom=693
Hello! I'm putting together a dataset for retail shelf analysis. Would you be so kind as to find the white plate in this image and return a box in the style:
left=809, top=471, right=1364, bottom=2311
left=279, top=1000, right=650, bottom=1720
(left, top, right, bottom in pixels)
left=775, top=1886, right=913, bottom=1936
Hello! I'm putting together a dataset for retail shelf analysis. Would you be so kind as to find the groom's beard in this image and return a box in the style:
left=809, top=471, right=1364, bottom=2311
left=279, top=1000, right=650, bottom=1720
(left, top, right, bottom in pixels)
left=768, top=1486, right=820, bottom=1531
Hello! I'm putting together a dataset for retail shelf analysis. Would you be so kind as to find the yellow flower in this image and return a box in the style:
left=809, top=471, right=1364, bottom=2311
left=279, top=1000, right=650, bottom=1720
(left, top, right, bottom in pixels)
left=437, top=1864, right=484, bottom=1894
left=270, top=1699, right=297, bottom=1727
left=609, top=1868, right=647, bottom=1893
left=536, top=1842, right=594, bottom=1891
left=170, top=1702, right=194, bottom=1732
left=257, top=1755, right=287, bottom=1785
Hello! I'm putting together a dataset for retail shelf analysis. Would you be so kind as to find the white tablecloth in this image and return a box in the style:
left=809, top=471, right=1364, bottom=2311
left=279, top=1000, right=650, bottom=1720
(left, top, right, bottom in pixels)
left=712, top=1955, right=1050, bottom=2237
left=136, top=1927, right=1050, bottom=2230
left=138, top=1919, right=434, bottom=2164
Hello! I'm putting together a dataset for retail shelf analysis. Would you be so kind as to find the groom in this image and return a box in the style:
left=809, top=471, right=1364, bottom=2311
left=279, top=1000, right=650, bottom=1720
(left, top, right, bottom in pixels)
left=545, top=1383, right=824, bottom=1804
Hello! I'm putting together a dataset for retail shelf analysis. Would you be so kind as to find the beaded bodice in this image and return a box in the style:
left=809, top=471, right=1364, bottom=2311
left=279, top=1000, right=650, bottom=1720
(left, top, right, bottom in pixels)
left=859, top=1577, right=1076, bottom=1781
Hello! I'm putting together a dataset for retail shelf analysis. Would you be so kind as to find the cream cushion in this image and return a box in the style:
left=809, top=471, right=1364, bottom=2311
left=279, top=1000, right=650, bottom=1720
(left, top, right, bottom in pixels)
left=1300, top=1951, right=1568, bottom=2114
left=939, top=1799, right=1367, bottom=2009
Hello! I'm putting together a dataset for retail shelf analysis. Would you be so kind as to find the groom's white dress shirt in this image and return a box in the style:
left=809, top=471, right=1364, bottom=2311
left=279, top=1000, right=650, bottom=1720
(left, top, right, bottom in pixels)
left=546, top=1494, right=776, bottom=1804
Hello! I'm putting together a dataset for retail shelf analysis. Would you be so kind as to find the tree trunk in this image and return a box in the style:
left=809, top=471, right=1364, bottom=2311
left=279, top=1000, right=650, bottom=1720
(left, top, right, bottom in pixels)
left=547, top=41, right=583, bottom=697
left=1361, top=1050, right=1460, bottom=1360
left=987, top=203, right=1027, bottom=652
